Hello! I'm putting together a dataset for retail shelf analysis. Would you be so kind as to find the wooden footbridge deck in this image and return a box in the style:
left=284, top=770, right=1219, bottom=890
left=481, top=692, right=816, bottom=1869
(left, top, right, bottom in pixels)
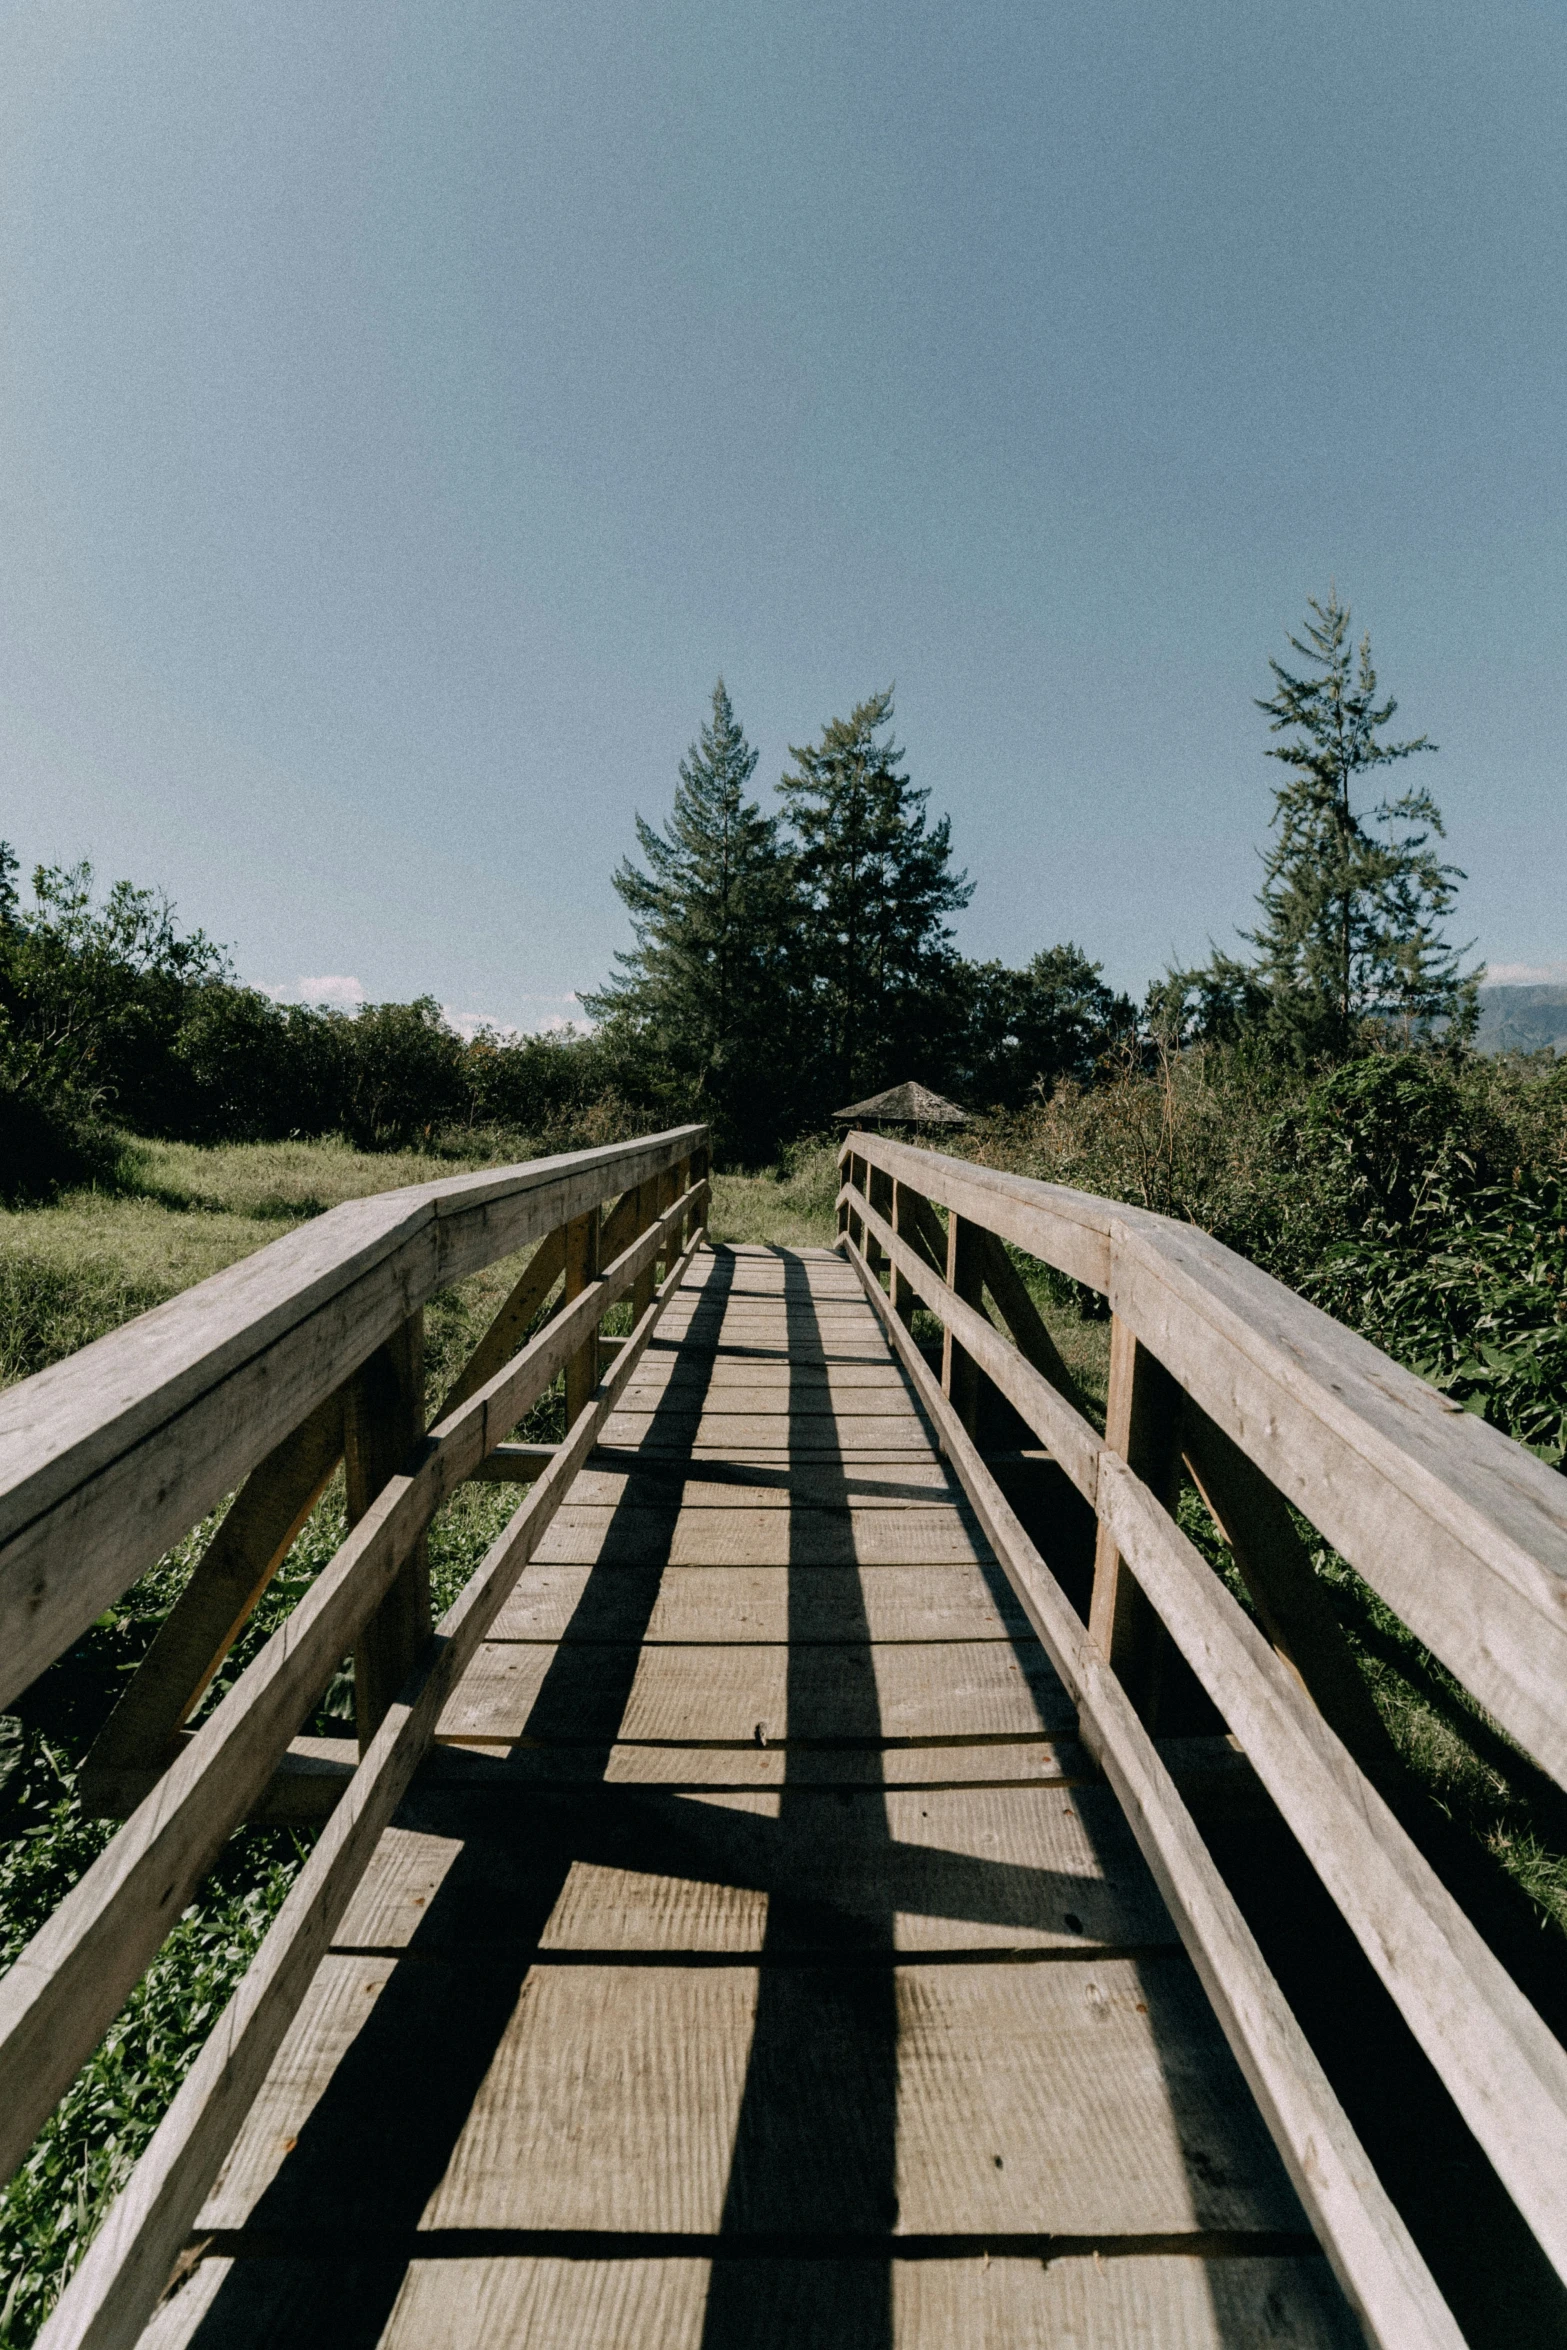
left=3, top=1126, right=1567, bottom=2347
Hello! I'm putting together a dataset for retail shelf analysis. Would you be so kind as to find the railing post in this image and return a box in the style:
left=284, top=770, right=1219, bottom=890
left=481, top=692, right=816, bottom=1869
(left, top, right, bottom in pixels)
left=1089, top=1313, right=1181, bottom=1725
left=564, top=1204, right=601, bottom=1423
left=890, top=1180, right=917, bottom=1326
left=941, top=1212, right=985, bottom=1436
left=349, top=1310, right=431, bottom=1750
left=632, top=1175, right=660, bottom=1318
left=866, top=1162, right=892, bottom=1279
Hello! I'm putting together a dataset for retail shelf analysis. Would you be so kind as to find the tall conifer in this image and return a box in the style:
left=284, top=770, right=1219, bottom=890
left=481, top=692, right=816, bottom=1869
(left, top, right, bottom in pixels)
left=1248, top=592, right=1475, bottom=1055
left=779, top=688, right=972, bottom=1103
left=584, top=681, right=794, bottom=1155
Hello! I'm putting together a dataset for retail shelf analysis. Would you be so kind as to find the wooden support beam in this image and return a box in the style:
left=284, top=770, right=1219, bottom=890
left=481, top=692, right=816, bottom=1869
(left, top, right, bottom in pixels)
left=348, top=1314, right=431, bottom=1753
left=1180, top=1401, right=1402, bottom=1792
left=80, top=1391, right=346, bottom=1811
left=976, top=1229, right=1082, bottom=1406
left=432, top=1226, right=566, bottom=1426
left=563, top=1206, right=601, bottom=1425
left=865, top=1164, right=893, bottom=1278
left=941, top=1212, right=985, bottom=1437
left=890, top=1181, right=919, bottom=1325
left=1088, top=1314, right=1180, bottom=1725
left=631, top=1176, right=660, bottom=1319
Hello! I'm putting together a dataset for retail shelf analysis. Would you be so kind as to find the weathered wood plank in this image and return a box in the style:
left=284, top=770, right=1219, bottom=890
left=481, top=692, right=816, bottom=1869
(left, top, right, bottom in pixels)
left=1088, top=1315, right=1181, bottom=1726
left=523, top=1506, right=993, bottom=1570
left=138, top=2246, right=1359, bottom=2350
left=325, top=1781, right=1178, bottom=1959
left=845, top=1188, right=1102, bottom=1498
left=437, top=1635, right=1075, bottom=1747
left=487, top=1561, right=1025, bottom=1643
left=349, top=1313, right=432, bottom=1748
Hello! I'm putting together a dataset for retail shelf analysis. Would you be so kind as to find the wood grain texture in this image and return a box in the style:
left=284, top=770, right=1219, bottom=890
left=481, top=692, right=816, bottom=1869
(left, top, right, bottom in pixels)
left=524, top=1506, right=993, bottom=1569
left=487, top=1561, right=1024, bottom=1644
left=435, top=1634, right=1076, bottom=1748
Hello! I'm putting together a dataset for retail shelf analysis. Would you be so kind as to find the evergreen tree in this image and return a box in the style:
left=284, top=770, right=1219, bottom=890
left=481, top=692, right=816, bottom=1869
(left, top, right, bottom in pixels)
left=779, top=689, right=972, bottom=1107
left=583, top=681, right=795, bottom=1157
left=1248, top=592, right=1475, bottom=1057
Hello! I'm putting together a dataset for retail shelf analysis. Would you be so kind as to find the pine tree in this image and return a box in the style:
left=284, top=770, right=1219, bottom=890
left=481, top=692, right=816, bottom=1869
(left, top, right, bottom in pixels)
left=779, top=688, right=972, bottom=1105
left=1248, top=591, right=1474, bottom=1057
left=583, top=681, right=795, bottom=1155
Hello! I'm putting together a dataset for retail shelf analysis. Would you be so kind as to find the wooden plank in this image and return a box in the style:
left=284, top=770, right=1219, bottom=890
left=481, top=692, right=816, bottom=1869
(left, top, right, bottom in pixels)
left=395, top=1957, right=1307, bottom=2237
left=349, top=1313, right=432, bottom=1749
left=321, top=1779, right=1176, bottom=1961
left=80, top=1388, right=346, bottom=1804
left=139, top=2246, right=1359, bottom=2350
left=34, top=1230, right=710, bottom=2350
left=1111, top=1217, right=1567, bottom=1794
left=846, top=1128, right=1146, bottom=1292
left=524, top=1506, right=993, bottom=1570
left=942, top=1213, right=986, bottom=1436
left=0, top=1183, right=708, bottom=2193
left=568, top=1459, right=964, bottom=1508
left=437, top=1636, right=1076, bottom=1747
left=0, top=1125, right=706, bottom=1711
left=1098, top=1449, right=1567, bottom=2285
left=487, top=1561, right=1027, bottom=1643
left=842, top=1234, right=1464, bottom=2350
left=597, top=1414, right=937, bottom=1456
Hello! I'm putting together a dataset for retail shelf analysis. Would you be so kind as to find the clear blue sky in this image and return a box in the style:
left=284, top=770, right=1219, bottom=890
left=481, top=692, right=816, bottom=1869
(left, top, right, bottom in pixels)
left=3, top=2, right=1564, bottom=1028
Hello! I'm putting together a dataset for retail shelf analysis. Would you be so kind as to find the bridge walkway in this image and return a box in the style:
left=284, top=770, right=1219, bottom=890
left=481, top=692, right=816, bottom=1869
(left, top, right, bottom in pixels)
left=141, top=1243, right=1356, bottom=2349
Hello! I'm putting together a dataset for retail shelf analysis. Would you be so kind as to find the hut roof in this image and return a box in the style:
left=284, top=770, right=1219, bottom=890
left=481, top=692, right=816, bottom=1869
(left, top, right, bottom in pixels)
left=832, top=1080, right=970, bottom=1128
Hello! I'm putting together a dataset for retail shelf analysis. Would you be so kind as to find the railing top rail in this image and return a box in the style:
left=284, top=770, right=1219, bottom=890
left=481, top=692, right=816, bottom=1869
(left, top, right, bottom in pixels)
left=842, top=1127, right=1567, bottom=1792
left=0, top=1124, right=706, bottom=1708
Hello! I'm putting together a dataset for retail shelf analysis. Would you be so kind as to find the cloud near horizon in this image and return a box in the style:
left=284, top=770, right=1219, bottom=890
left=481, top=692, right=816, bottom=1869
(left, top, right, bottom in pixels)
left=1484, top=962, right=1567, bottom=987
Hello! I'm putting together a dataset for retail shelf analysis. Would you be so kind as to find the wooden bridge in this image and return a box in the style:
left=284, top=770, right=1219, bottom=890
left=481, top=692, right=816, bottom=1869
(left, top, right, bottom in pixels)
left=2, top=1124, right=1566, bottom=2347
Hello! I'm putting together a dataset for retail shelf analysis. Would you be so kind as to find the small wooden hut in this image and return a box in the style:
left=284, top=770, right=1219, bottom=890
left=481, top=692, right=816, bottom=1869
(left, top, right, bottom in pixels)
left=832, top=1080, right=970, bottom=1132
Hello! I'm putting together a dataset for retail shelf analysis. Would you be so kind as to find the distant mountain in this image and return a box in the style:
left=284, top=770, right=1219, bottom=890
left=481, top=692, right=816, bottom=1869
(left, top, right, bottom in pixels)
left=1474, top=984, right=1567, bottom=1056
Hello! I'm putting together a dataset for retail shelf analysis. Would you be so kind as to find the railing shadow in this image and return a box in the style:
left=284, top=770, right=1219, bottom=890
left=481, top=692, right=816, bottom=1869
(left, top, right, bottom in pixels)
left=699, top=1247, right=898, bottom=2348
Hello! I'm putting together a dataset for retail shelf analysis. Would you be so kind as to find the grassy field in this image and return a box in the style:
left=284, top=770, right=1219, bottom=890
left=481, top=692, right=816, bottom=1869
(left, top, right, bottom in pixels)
left=0, top=1130, right=1560, bottom=2338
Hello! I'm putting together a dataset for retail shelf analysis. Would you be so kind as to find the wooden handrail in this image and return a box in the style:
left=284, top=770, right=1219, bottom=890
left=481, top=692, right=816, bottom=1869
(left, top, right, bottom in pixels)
left=0, top=1125, right=706, bottom=1709
left=842, top=1130, right=1567, bottom=1794
left=0, top=1142, right=709, bottom=2189
left=837, top=1130, right=1567, bottom=2300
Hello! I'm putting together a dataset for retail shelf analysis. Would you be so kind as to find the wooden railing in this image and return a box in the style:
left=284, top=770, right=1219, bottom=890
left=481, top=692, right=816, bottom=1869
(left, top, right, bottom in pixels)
left=0, top=1125, right=708, bottom=2350
left=838, top=1130, right=1567, bottom=2345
